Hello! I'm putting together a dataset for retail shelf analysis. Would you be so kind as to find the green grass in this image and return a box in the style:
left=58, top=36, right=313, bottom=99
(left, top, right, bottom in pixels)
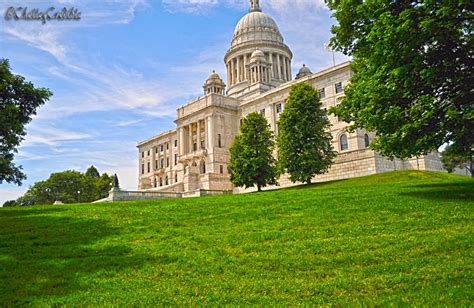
left=0, top=171, right=473, bottom=305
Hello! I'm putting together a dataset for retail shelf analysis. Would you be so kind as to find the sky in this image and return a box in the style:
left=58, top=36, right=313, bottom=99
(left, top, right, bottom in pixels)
left=0, top=0, right=349, bottom=205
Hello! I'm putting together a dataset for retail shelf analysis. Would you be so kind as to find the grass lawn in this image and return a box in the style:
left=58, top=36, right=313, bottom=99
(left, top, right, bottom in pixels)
left=0, top=170, right=473, bottom=305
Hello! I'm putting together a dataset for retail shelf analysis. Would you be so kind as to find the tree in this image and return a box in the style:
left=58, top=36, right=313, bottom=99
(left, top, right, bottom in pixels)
left=277, top=83, right=336, bottom=184
left=85, top=165, right=100, bottom=179
left=326, top=1, right=473, bottom=160
left=14, top=167, right=114, bottom=205
left=441, top=144, right=473, bottom=177
left=0, top=59, right=52, bottom=185
left=229, top=112, right=277, bottom=192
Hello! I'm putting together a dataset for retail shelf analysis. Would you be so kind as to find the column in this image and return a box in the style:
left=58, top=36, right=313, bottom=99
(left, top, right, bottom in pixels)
left=230, top=60, right=234, bottom=86
left=237, top=56, right=241, bottom=83
left=233, top=59, right=237, bottom=85
left=287, top=58, right=292, bottom=81
left=243, top=55, right=248, bottom=81
left=179, top=127, right=185, bottom=155
left=283, top=57, right=288, bottom=81
left=226, top=63, right=231, bottom=87
left=207, top=116, right=215, bottom=150
left=268, top=52, right=273, bottom=80
left=188, top=123, right=193, bottom=153
left=197, top=120, right=201, bottom=150
left=277, top=54, right=281, bottom=80
left=204, top=118, right=208, bottom=149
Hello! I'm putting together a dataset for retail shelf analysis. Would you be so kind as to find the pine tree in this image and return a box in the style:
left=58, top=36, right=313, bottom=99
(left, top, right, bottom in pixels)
left=229, top=112, right=277, bottom=192
left=277, top=83, right=336, bottom=184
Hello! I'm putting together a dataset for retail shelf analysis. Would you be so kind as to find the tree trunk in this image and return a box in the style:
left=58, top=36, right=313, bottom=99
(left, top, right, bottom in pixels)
left=470, top=158, right=473, bottom=178
left=306, top=179, right=312, bottom=185
left=257, top=185, right=262, bottom=192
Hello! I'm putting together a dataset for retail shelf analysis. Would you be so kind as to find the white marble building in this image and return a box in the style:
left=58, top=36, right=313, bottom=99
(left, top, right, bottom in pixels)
left=137, top=0, right=446, bottom=194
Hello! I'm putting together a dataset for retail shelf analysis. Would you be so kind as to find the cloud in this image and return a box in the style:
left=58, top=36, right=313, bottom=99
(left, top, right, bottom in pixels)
left=0, top=187, right=27, bottom=206
left=21, top=125, right=92, bottom=147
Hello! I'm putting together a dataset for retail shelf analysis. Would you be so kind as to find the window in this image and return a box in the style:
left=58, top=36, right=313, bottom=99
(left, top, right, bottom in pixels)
left=174, top=154, right=178, bottom=166
left=175, top=173, right=178, bottom=183
left=260, top=109, right=265, bottom=116
left=319, top=88, right=326, bottom=99
left=141, top=152, right=144, bottom=158
left=240, top=119, right=243, bottom=126
left=220, top=165, right=224, bottom=174
left=161, top=158, right=164, bottom=168
left=201, top=140, right=205, bottom=149
left=340, top=134, right=348, bottom=151
left=166, top=143, right=169, bottom=150
left=155, top=147, right=158, bottom=154
left=335, top=82, right=343, bottom=94
left=147, top=162, right=150, bottom=173
left=147, top=150, right=150, bottom=156
left=364, top=134, right=370, bottom=148
left=165, top=176, right=169, bottom=186
left=154, top=178, right=157, bottom=188
left=155, top=160, right=158, bottom=169
left=200, top=161, right=206, bottom=174
left=276, top=103, right=282, bottom=114
left=159, top=178, right=163, bottom=187
left=166, top=158, right=170, bottom=167
left=174, top=140, right=178, bottom=147
left=218, top=134, right=222, bottom=148
left=193, top=143, right=197, bottom=151
left=141, top=164, right=144, bottom=174
left=160, top=145, right=164, bottom=152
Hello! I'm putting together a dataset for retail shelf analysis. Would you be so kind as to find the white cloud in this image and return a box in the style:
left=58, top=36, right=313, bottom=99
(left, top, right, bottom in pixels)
left=0, top=187, right=27, bottom=206
left=21, top=125, right=92, bottom=147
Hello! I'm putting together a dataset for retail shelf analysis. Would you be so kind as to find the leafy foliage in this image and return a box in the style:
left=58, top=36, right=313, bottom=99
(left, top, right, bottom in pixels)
left=0, top=58, right=52, bottom=185
left=327, top=1, right=474, bottom=159
left=6, top=166, right=114, bottom=206
left=441, top=144, right=473, bottom=177
left=229, top=112, right=277, bottom=191
left=277, top=83, right=336, bottom=184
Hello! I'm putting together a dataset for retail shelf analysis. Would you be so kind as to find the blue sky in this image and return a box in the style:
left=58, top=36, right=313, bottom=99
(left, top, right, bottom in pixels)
left=0, top=0, right=349, bottom=205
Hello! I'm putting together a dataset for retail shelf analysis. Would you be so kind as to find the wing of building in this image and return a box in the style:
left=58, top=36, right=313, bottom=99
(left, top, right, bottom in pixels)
left=137, top=0, right=447, bottom=194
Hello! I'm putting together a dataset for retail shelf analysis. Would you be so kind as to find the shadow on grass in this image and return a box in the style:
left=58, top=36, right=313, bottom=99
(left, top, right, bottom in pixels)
left=0, top=209, right=155, bottom=305
left=400, top=182, right=474, bottom=202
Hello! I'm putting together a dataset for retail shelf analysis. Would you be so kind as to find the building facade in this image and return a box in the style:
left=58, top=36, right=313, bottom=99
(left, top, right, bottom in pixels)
left=137, top=0, right=447, bottom=194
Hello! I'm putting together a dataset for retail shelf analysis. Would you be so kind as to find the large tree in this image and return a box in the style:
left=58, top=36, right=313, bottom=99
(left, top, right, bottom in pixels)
left=0, top=58, right=52, bottom=185
left=229, top=112, right=277, bottom=192
left=277, top=83, right=336, bottom=184
left=326, top=1, right=473, bottom=160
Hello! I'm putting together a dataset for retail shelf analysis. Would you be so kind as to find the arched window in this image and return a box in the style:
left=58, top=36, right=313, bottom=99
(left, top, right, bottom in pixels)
left=364, top=134, right=370, bottom=148
left=200, top=160, right=206, bottom=174
left=154, top=178, right=157, bottom=188
left=340, top=134, right=348, bottom=151
left=159, top=178, right=163, bottom=187
left=175, top=173, right=178, bottom=183
left=165, top=176, right=169, bottom=186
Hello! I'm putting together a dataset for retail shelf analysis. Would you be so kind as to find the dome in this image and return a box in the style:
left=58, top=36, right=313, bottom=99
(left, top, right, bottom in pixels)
left=206, top=70, right=221, bottom=82
left=231, top=11, right=284, bottom=48
left=250, top=49, right=266, bottom=62
left=296, top=64, right=313, bottom=79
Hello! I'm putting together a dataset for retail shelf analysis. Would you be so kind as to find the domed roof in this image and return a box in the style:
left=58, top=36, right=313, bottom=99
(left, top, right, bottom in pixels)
left=204, top=70, right=225, bottom=85
left=251, top=49, right=265, bottom=58
left=296, top=64, right=313, bottom=79
left=231, top=11, right=284, bottom=48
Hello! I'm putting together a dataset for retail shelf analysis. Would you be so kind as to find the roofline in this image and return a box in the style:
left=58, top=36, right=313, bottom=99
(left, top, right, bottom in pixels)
left=137, top=128, right=177, bottom=148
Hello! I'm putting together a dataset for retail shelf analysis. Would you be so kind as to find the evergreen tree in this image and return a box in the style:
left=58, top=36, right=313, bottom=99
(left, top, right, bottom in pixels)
left=85, top=166, right=100, bottom=179
left=277, top=83, right=336, bottom=184
left=229, top=112, right=277, bottom=192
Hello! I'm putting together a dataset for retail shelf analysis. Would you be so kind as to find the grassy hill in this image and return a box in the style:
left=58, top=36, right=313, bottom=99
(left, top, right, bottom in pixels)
left=0, top=171, right=472, bottom=305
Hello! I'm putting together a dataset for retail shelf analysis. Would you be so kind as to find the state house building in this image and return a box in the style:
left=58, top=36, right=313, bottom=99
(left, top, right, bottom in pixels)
left=137, top=0, right=445, bottom=194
